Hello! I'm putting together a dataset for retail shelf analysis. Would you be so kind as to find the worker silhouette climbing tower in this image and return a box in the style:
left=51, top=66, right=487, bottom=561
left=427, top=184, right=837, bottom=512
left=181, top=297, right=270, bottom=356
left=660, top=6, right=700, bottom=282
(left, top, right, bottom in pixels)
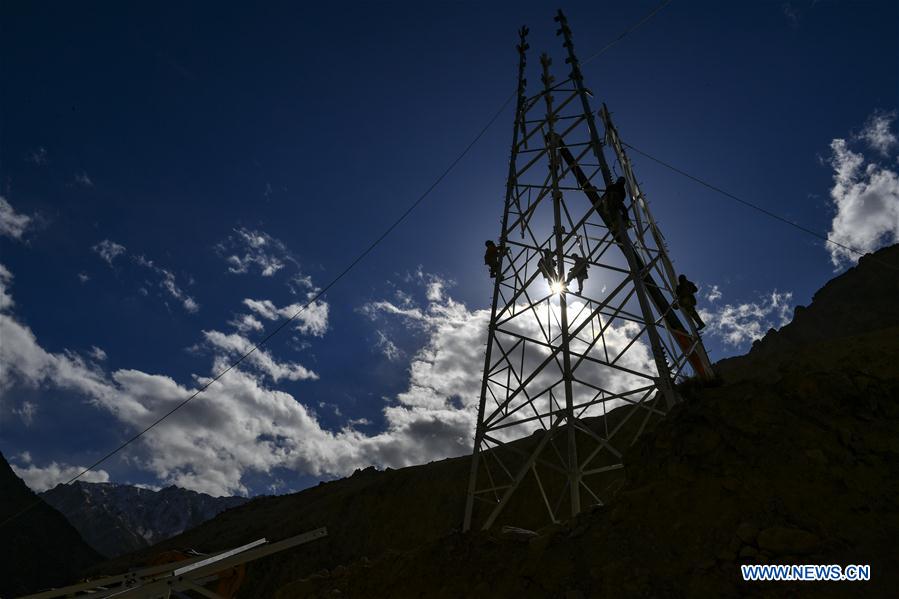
left=464, top=12, right=715, bottom=532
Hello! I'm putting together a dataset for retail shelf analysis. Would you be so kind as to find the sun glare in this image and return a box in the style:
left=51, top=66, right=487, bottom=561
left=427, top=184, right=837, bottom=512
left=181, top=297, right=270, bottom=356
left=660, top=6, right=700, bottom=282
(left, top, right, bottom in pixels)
left=551, top=280, right=566, bottom=295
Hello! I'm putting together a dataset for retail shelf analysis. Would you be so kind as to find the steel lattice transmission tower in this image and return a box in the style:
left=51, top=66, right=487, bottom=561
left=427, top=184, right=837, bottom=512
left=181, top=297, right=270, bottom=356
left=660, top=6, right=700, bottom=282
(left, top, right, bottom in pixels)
left=463, top=11, right=715, bottom=532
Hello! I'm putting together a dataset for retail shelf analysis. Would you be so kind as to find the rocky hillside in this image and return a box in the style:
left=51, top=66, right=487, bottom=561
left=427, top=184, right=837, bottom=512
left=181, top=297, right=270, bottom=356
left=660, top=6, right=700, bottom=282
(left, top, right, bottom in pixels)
left=93, top=455, right=476, bottom=596
left=90, top=244, right=899, bottom=598
left=278, top=244, right=899, bottom=598
left=41, top=481, right=248, bottom=558
left=0, top=452, right=102, bottom=597
left=716, top=245, right=899, bottom=383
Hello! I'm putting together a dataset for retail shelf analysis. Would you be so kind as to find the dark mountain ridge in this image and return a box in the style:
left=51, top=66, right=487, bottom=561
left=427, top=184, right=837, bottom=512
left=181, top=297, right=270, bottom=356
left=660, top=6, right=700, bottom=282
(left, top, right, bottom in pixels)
left=0, top=452, right=102, bottom=597
left=40, top=481, right=249, bottom=558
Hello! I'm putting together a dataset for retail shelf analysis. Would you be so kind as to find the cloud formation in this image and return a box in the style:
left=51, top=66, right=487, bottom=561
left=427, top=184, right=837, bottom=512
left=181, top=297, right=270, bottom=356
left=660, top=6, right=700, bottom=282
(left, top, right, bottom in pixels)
left=202, top=330, right=318, bottom=382
left=92, top=239, right=127, bottom=265
left=374, top=330, right=402, bottom=361
left=700, top=289, right=793, bottom=347
left=0, top=264, right=14, bottom=310
left=825, top=111, right=899, bottom=268
left=1, top=261, right=481, bottom=495
left=859, top=110, right=898, bottom=156
left=74, top=171, right=94, bottom=187
left=359, top=269, right=660, bottom=451
left=91, top=242, right=199, bottom=313
left=243, top=298, right=329, bottom=337
left=27, top=147, right=48, bottom=165
left=1, top=258, right=661, bottom=496
left=13, top=400, right=38, bottom=426
left=216, top=227, right=295, bottom=277
left=0, top=196, right=32, bottom=240
left=133, top=255, right=200, bottom=313
left=12, top=460, right=110, bottom=492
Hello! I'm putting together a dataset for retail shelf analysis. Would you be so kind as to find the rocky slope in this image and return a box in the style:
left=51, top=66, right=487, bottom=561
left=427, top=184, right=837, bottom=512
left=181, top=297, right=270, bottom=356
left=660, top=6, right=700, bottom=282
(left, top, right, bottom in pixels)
left=92, top=244, right=899, bottom=598
left=716, top=246, right=899, bottom=383
left=40, top=481, right=248, bottom=558
left=278, top=244, right=899, bottom=599
left=0, top=452, right=102, bottom=597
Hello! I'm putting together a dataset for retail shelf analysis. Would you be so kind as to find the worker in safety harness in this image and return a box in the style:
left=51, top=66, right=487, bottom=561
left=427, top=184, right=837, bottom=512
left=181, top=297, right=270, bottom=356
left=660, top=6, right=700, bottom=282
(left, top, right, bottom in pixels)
left=484, top=240, right=506, bottom=278
left=538, top=249, right=557, bottom=283
left=675, top=274, right=705, bottom=330
left=600, top=176, right=630, bottom=229
left=566, top=252, right=589, bottom=293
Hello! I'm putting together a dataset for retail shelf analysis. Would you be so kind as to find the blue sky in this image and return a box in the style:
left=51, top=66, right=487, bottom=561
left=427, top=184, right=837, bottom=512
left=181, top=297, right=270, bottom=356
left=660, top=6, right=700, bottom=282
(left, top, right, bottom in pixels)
left=1, top=1, right=897, bottom=497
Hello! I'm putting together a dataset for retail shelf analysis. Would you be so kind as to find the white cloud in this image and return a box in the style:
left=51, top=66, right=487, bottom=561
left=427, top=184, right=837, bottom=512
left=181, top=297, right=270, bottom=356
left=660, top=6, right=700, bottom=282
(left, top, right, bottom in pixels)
left=0, top=312, right=111, bottom=401
left=781, top=2, right=800, bottom=27
left=705, top=284, right=722, bottom=302
left=426, top=279, right=445, bottom=302
left=93, top=239, right=127, bottom=265
left=13, top=400, right=38, bottom=426
left=202, top=330, right=318, bottom=382
left=319, top=401, right=343, bottom=418
left=27, top=147, right=48, bottom=165
left=228, top=313, right=265, bottom=335
left=825, top=112, right=899, bottom=268
left=74, top=171, right=94, bottom=187
left=0, top=262, right=458, bottom=494
left=359, top=300, right=426, bottom=323
left=859, top=110, right=898, bottom=156
left=133, top=255, right=200, bottom=313
left=288, top=273, right=315, bottom=296
left=374, top=330, right=402, bottom=361
left=11, top=461, right=110, bottom=492
left=78, top=272, right=90, bottom=284
left=0, top=261, right=655, bottom=497
left=700, top=289, right=793, bottom=347
left=243, top=298, right=329, bottom=337
left=89, top=346, right=108, bottom=361
left=0, top=264, right=14, bottom=311
left=216, top=227, right=294, bottom=277
left=0, top=196, right=32, bottom=240
left=132, top=482, right=162, bottom=491
left=0, top=260, right=333, bottom=495
left=357, top=271, right=659, bottom=458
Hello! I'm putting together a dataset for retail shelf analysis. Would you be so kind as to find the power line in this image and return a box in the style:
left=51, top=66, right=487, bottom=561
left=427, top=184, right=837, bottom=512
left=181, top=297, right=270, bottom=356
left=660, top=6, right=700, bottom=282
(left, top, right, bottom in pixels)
left=543, top=0, right=670, bottom=94
left=622, top=141, right=899, bottom=272
left=582, top=0, right=671, bottom=65
left=1, top=2, right=674, bottom=530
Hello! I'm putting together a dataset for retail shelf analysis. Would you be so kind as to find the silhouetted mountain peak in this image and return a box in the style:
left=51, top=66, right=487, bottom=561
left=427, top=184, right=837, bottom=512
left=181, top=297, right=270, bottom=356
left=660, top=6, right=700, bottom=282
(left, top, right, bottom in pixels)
left=0, top=452, right=102, bottom=597
left=40, top=481, right=249, bottom=559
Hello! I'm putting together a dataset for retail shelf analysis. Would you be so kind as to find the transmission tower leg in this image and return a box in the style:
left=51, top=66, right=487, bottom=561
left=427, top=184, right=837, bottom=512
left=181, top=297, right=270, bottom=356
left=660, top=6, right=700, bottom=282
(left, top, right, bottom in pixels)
left=463, top=26, right=530, bottom=533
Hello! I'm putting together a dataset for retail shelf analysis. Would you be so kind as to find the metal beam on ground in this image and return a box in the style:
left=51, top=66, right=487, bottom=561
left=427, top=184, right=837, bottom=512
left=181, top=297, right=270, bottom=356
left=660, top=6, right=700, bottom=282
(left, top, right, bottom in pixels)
left=19, top=527, right=327, bottom=599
